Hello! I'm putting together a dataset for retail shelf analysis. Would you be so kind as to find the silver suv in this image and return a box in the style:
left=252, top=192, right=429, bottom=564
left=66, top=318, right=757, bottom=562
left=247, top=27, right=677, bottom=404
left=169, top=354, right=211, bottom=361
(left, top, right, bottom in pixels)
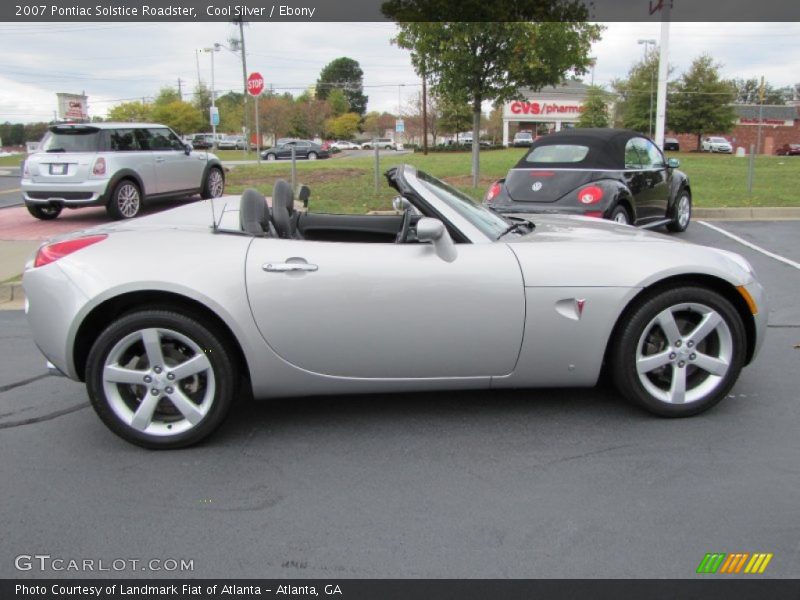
left=22, top=122, right=225, bottom=220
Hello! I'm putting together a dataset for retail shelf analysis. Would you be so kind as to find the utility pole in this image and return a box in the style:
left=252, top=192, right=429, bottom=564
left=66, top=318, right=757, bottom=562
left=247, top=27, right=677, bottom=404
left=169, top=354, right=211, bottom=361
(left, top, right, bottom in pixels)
left=654, top=0, right=671, bottom=150
left=237, top=19, right=249, bottom=157
left=177, top=78, right=183, bottom=99
left=755, top=76, right=766, bottom=155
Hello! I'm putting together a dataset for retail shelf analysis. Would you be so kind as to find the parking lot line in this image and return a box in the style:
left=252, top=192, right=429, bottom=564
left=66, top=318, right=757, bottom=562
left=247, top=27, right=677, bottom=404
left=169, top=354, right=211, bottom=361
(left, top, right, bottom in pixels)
left=697, top=220, right=800, bottom=271
left=0, top=188, right=21, bottom=195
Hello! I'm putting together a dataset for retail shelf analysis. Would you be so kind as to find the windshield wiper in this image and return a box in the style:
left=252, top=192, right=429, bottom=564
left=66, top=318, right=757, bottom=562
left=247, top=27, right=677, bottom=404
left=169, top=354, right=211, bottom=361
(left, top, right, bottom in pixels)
left=497, top=217, right=534, bottom=240
left=46, top=148, right=66, bottom=153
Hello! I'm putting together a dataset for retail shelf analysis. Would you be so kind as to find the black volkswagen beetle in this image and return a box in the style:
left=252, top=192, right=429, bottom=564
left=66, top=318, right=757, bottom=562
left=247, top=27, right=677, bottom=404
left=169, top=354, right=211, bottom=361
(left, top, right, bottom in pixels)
left=485, top=128, right=692, bottom=232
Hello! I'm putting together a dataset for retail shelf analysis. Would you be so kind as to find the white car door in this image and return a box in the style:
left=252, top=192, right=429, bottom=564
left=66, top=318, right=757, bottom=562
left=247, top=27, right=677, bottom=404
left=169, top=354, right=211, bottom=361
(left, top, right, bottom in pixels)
left=245, top=238, right=525, bottom=379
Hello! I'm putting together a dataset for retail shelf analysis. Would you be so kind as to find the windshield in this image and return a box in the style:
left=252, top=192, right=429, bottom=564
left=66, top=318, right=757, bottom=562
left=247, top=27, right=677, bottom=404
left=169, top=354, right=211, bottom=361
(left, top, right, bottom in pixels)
left=414, top=170, right=510, bottom=240
left=525, top=144, right=590, bottom=163
left=40, top=127, right=101, bottom=152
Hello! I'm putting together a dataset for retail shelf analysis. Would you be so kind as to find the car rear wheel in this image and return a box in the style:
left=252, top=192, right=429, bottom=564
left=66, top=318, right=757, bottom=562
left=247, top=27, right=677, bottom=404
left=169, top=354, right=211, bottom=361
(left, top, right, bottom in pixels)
left=265, top=153, right=276, bottom=161
left=610, top=205, right=630, bottom=225
left=611, top=286, right=746, bottom=417
left=307, top=151, right=317, bottom=160
left=26, top=204, right=62, bottom=220
left=667, top=191, right=692, bottom=232
left=86, top=310, right=237, bottom=449
left=107, top=180, right=142, bottom=220
left=201, top=167, right=225, bottom=199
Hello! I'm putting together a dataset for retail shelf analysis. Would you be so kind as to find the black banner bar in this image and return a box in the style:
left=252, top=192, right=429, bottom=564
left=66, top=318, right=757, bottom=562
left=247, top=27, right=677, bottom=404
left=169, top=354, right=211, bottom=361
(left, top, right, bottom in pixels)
left=3, top=579, right=800, bottom=600
left=2, top=0, right=800, bottom=22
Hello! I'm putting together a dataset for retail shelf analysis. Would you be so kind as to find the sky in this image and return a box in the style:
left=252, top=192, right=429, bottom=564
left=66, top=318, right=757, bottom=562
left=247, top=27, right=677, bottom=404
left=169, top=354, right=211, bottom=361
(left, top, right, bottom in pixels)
left=0, top=21, right=798, bottom=124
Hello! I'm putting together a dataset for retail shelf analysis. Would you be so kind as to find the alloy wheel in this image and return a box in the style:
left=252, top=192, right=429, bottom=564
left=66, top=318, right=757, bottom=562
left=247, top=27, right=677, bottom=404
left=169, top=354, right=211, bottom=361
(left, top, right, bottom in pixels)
left=117, top=183, right=141, bottom=218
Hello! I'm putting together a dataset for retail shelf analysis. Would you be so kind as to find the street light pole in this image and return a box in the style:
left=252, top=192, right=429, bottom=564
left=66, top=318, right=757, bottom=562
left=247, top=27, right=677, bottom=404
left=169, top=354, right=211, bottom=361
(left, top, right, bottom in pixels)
left=638, top=39, right=656, bottom=138
left=201, top=46, right=221, bottom=149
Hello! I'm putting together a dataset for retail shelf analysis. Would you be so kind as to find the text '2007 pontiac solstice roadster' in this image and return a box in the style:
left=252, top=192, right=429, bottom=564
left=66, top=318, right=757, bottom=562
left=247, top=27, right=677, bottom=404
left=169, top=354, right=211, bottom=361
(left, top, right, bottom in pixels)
left=23, top=165, right=766, bottom=448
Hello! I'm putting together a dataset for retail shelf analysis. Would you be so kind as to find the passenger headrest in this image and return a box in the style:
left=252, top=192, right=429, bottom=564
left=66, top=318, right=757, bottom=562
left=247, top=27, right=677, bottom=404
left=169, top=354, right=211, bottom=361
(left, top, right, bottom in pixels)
left=239, top=188, right=270, bottom=235
left=272, top=179, right=294, bottom=238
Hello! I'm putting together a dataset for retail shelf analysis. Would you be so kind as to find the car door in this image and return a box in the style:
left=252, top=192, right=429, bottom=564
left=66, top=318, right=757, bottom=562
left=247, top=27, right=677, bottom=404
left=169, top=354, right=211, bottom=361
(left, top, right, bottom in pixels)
left=245, top=238, right=526, bottom=379
left=143, top=127, right=201, bottom=193
left=636, top=137, right=669, bottom=220
left=294, top=141, right=311, bottom=158
left=277, top=142, right=293, bottom=159
left=623, top=138, right=667, bottom=222
left=108, top=128, right=156, bottom=196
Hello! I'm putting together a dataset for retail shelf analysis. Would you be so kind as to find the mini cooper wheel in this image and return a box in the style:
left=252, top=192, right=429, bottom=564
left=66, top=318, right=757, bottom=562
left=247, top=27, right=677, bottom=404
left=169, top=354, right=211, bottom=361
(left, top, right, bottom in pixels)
left=86, top=310, right=237, bottom=449
left=201, top=166, right=225, bottom=199
left=667, top=191, right=692, bottom=232
left=107, top=180, right=142, bottom=220
left=612, top=286, right=746, bottom=417
left=26, top=204, right=62, bottom=220
left=610, top=205, right=630, bottom=225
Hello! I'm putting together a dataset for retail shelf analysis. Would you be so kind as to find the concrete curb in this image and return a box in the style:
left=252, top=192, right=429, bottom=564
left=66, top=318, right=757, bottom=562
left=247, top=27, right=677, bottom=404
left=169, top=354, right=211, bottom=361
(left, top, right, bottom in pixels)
left=0, top=282, right=24, bottom=310
left=692, top=207, right=800, bottom=220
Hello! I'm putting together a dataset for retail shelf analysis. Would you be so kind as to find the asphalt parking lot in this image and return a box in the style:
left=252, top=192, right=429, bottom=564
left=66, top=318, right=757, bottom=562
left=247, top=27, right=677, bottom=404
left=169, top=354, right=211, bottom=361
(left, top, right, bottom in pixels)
left=0, top=219, right=798, bottom=579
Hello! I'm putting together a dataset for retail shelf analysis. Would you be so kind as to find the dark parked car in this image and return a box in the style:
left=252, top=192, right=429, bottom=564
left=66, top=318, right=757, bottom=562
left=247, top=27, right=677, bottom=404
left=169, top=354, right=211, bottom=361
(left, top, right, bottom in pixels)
left=191, top=134, right=215, bottom=150
left=664, top=137, right=680, bottom=151
left=484, top=128, right=692, bottom=232
left=776, top=143, right=800, bottom=156
left=261, top=139, right=329, bottom=161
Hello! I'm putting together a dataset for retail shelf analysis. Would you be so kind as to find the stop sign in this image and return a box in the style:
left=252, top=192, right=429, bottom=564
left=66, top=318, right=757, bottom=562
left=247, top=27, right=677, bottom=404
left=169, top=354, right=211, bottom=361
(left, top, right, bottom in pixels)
left=247, top=72, right=265, bottom=96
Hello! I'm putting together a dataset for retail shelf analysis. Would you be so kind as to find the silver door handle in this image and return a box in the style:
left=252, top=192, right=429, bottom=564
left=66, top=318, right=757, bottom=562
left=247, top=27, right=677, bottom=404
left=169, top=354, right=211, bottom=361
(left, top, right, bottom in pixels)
left=263, top=262, right=318, bottom=273
left=155, top=158, right=166, bottom=163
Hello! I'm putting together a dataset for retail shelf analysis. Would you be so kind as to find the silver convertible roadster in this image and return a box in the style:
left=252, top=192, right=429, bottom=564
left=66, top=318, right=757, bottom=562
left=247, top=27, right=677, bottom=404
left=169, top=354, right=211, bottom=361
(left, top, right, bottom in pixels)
left=23, top=165, right=767, bottom=448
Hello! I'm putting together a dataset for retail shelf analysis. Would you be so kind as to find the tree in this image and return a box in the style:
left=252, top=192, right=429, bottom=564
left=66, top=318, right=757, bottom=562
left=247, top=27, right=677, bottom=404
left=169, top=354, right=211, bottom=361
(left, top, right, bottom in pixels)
left=403, top=90, right=442, bottom=145
left=731, top=78, right=790, bottom=105
left=611, top=52, right=660, bottom=134
left=362, top=111, right=396, bottom=137
left=192, top=82, right=212, bottom=130
left=669, top=55, right=737, bottom=149
left=154, top=86, right=181, bottom=106
left=386, top=11, right=602, bottom=187
left=325, top=112, right=361, bottom=139
left=316, top=57, right=368, bottom=115
left=258, top=93, right=295, bottom=144
left=150, top=101, right=204, bottom=135
left=327, top=88, right=350, bottom=117
left=107, top=101, right=152, bottom=122
left=438, top=100, right=472, bottom=140
left=577, top=85, right=610, bottom=128
left=485, top=105, right=504, bottom=144
left=291, top=97, right=332, bottom=139
left=215, top=91, right=245, bottom=133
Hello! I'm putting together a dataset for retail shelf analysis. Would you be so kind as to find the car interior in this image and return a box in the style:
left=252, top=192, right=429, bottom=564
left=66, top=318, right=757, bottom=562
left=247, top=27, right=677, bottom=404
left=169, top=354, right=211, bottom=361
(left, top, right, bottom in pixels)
left=236, top=179, right=423, bottom=244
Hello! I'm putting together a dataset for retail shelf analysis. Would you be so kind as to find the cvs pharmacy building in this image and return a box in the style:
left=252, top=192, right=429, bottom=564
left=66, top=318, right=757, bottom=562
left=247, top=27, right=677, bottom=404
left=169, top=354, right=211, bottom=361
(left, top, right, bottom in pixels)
left=502, top=80, right=590, bottom=146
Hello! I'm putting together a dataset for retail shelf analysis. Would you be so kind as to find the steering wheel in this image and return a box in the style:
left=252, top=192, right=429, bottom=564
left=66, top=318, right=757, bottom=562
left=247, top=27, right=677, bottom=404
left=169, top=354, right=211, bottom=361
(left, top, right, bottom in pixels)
left=395, top=208, right=412, bottom=244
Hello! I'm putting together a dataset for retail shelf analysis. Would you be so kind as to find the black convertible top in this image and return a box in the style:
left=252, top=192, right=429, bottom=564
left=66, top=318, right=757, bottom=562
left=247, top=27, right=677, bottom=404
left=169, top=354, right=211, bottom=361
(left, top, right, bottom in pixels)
left=514, top=128, right=645, bottom=170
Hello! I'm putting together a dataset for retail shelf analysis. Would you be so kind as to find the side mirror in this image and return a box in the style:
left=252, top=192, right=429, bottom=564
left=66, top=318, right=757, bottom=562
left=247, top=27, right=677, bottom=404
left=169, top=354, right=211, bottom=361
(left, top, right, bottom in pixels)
left=184, top=143, right=193, bottom=155
left=416, top=218, right=457, bottom=263
left=392, top=196, right=413, bottom=212
left=667, top=158, right=680, bottom=169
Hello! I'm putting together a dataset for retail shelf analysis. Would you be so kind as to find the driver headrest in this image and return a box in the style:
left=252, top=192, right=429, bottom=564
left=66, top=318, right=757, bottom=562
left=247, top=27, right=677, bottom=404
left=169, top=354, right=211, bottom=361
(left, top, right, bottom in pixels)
left=239, top=188, right=270, bottom=235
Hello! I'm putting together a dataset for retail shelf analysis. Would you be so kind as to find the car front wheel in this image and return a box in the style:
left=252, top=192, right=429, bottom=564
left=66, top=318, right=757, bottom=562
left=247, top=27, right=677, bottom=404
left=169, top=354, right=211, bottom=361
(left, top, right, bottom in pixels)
left=307, top=151, right=317, bottom=160
left=27, top=204, right=62, bottom=220
left=265, top=153, right=276, bottom=161
left=107, top=180, right=142, bottom=220
left=201, top=167, right=225, bottom=199
left=611, top=286, right=746, bottom=417
left=86, top=310, right=237, bottom=449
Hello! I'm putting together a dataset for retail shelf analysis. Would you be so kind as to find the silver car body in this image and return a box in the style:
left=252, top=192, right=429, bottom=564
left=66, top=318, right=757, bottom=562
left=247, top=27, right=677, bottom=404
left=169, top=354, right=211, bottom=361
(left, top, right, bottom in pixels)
left=701, top=137, right=733, bottom=153
left=22, top=122, right=221, bottom=208
left=23, top=166, right=766, bottom=400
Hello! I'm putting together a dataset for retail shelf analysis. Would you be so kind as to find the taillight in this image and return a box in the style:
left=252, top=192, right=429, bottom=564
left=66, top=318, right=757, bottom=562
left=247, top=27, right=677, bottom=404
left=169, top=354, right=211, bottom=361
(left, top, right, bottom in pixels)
left=584, top=211, right=604, bottom=219
left=34, top=235, right=107, bottom=268
left=92, top=157, right=106, bottom=176
left=486, top=181, right=503, bottom=202
left=577, top=185, right=604, bottom=205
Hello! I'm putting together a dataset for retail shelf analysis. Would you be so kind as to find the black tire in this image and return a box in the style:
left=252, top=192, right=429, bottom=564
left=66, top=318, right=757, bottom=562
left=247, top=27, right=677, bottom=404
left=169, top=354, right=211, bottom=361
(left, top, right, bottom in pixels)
left=307, top=151, right=318, bottom=161
left=667, top=190, right=692, bottom=232
left=611, top=286, right=746, bottom=418
left=86, top=310, right=238, bottom=449
left=106, top=179, right=142, bottom=220
left=609, top=205, right=630, bottom=225
left=265, top=153, right=277, bottom=161
left=26, top=204, right=62, bottom=220
left=201, top=166, right=225, bottom=199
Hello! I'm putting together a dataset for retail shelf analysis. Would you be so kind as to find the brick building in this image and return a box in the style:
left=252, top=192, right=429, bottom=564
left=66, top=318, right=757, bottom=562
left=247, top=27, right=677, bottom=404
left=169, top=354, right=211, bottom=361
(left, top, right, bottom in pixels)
left=668, top=104, right=800, bottom=154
